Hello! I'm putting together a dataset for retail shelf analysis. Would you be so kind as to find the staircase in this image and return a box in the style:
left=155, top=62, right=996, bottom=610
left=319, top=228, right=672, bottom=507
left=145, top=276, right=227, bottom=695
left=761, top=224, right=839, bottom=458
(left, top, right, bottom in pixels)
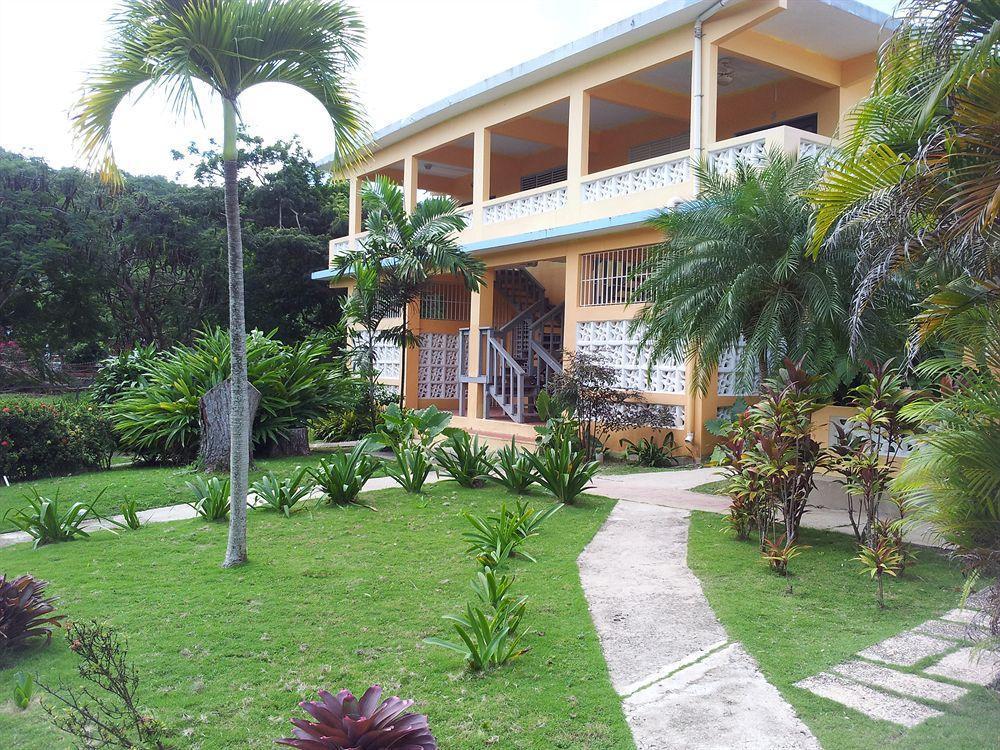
left=483, top=268, right=564, bottom=423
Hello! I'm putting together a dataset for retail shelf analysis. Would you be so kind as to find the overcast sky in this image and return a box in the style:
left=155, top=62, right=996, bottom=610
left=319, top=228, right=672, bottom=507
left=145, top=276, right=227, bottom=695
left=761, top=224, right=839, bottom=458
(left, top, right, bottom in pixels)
left=0, top=0, right=898, bottom=181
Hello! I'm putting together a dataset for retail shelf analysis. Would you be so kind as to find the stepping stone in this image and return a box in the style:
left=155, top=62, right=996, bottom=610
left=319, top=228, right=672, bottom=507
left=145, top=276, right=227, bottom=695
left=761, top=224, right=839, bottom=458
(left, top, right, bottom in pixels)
left=858, top=631, right=954, bottom=667
left=795, top=673, right=943, bottom=727
left=966, top=587, right=994, bottom=611
left=925, top=648, right=1000, bottom=687
left=915, top=619, right=988, bottom=643
left=832, top=660, right=968, bottom=703
left=942, top=608, right=978, bottom=624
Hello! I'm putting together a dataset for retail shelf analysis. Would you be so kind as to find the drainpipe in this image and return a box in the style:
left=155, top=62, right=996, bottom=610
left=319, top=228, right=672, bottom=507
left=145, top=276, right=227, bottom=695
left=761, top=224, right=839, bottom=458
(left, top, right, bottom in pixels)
left=691, top=0, right=741, bottom=194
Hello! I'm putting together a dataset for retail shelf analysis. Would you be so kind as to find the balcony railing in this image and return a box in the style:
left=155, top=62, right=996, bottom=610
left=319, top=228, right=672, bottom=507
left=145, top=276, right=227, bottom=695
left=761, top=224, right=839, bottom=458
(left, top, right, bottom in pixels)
left=708, top=127, right=833, bottom=177
left=482, top=182, right=569, bottom=225
left=581, top=152, right=690, bottom=203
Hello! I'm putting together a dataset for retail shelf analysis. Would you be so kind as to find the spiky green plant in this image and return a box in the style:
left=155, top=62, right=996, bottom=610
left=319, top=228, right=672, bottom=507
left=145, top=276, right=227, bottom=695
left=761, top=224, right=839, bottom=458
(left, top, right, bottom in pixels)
left=3, top=490, right=109, bottom=548
left=490, top=440, right=538, bottom=494
left=75, top=0, right=368, bottom=568
left=433, top=428, right=493, bottom=488
left=527, top=443, right=599, bottom=505
left=385, top=444, right=433, bottom=495
left=250, top=467, right=313, bottom=516
left=185, top=476, right=231, bottom=521
left=309, top=442, right=381, bottom=506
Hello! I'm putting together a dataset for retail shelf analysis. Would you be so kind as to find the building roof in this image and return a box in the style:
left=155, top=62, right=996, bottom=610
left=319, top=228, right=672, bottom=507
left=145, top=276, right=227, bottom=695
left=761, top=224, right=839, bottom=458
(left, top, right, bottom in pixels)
left=320, top=0, right=893, bottom=167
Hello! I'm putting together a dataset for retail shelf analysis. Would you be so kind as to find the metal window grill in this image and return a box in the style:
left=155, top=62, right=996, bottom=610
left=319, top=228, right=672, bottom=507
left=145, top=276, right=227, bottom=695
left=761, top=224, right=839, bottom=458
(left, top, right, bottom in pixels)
left=520, top=165, right=567, bottom=192
left=579, top=246, right=652, bottom=306
left=627, top=133, right=690, bottom=163
left=420, top=282, right=472, bottom=321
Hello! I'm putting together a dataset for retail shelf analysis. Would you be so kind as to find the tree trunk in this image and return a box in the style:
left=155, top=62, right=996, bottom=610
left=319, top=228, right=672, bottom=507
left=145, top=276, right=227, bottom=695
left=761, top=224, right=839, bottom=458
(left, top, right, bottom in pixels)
left=222, top=98, right=250, bottom=569
left=199, top=378, right=262, bottom=471
left=399, top=304, right=408, bottom=410
left=259, top=427, right=310, bottom=458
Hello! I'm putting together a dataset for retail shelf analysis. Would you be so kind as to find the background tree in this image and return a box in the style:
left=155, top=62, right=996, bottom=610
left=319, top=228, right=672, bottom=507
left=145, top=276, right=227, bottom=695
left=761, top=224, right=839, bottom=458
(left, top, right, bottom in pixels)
left=74, top=0, right=368, bottom=568
left=630, top=151, right=901, bottom=396
left=334, top=175, right=485, bottom=421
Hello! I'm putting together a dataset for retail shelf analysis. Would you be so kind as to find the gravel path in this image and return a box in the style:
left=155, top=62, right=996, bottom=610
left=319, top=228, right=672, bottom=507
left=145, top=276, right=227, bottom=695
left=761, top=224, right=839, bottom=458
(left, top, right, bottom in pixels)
left=578, top=500, right=820, bottom=749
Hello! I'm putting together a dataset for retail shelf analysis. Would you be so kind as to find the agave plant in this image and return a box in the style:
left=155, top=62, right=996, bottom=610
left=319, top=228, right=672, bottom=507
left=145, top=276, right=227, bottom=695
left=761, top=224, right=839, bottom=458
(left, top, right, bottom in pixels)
left=250, top=466, right=314, bottom=516
left=489, top=440, right=538, bottom=495
left=0, top=574, right=66, bottom=659
left=310, top=442, right=382, bottom=506
left=277, top=685, right=437, bottom=749
left=526, top=442, right=599, bottom=505
left=185, top=476, right=232, bottom=521
left=3, top=490, right=108, bottom=548
left=433, top=429, right=493, bottom=488
left=386, top=444, right=433, bottom=495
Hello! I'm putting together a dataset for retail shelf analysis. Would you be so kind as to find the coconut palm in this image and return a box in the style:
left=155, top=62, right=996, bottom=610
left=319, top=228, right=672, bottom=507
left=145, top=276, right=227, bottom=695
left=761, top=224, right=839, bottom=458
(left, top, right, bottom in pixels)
left=334, top=175, right=485, bottom=423
left=74, top=0, right=368, bottom=567
left=630, top=150, right=896, bottom=395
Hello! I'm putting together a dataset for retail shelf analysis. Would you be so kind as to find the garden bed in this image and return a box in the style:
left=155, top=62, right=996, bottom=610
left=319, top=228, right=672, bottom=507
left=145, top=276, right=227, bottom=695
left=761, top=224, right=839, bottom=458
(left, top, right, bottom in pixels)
left=0, top=482, right=633, bottom=749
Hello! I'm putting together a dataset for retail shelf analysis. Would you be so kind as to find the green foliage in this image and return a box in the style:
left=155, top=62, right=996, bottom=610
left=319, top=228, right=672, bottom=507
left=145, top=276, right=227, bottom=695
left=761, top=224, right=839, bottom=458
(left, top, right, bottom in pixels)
left=385, top=444, right=433, bottom=495
left=489, top=441, right=538, bottom=495
left=854, top=530, right=903, bottom=608
left=12, top=672, right=33, bottom=710
left=118, top=499, right=142, bottom=531
left=527, top=443, right=599, bottom=505
left=308, top=442, right=381, bottom=506
left=185, top=476, right=231, bottom=521
left=250, top=466, right=313, bottom=516
left=761, top=535, right=809, bottom=577
left=462, top=501, right=561, bottom=568
left=89, top=345, right=158, bottom=406
left=371, top=404, right=451, bottom=452
left=634, top=150, right=877, bottom=395
left=111, top=328, right=348, bottom=463
left=311, top=382, right=396, bottom=442
left=3, top=489, right=108, bottom=548
left=618, top=433, right=678, bottom=467
left=0, top=574, right=65, bottom=661
left=433, top=429, right=492, bottom=488
left=0, top=397, right=117, bottom=481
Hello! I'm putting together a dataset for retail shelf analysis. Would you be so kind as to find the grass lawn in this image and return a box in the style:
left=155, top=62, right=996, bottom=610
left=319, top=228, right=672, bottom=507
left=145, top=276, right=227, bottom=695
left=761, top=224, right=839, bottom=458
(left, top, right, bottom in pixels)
left=689, top=479, right=727, bottom=495
left=596, top=461, right=694, bottom=476
left=687, top=511, right=998, bottom=750
left=0, top=481, right=634, bottom=750
left=0, top=449, right=366, bottom=533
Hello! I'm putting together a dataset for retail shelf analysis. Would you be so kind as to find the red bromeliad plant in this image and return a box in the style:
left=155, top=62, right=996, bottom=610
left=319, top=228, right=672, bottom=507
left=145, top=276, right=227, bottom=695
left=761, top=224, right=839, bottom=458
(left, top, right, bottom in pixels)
left=277, top=685, right=437, bottom=750
left=0, top=573, right=65, bottom=660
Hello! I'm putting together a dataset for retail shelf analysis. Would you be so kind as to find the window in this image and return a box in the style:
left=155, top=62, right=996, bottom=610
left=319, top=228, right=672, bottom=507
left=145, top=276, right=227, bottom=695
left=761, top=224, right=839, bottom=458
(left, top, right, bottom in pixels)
left=579, top=246, right=652, bottom=306
left=734, top=113, right=818, bottom=137
left=520, top=165, right=567, bottom=192
left=420, top=282, right=471, bottom=321
left=627, top=133, right=690, bottom=163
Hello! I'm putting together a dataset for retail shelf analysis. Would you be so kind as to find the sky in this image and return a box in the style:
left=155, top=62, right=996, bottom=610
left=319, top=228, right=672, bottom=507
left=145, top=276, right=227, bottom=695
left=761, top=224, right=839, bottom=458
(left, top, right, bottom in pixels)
left=0, top=0, right=899, bottom=181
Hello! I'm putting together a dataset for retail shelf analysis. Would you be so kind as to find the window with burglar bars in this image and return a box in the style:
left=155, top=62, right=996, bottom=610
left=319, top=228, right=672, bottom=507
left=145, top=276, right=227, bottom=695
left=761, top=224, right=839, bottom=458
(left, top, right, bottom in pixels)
left=420, top=282, right=471, bottom=321
left=579, top=246, right=652, bottom=306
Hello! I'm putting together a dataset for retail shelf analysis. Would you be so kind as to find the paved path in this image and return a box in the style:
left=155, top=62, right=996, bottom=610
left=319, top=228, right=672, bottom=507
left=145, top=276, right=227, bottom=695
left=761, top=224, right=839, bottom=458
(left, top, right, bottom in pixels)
left=579, top=500, right=821, bottom=749
left=0, top=475, right=439, bottom=549
left=591, top=466, right=938, bottom=545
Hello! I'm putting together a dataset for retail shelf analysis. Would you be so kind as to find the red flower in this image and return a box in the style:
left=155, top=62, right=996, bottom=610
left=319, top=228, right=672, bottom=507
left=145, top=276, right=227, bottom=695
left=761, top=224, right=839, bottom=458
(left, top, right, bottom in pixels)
left=1, top=440, right=8, bottom=447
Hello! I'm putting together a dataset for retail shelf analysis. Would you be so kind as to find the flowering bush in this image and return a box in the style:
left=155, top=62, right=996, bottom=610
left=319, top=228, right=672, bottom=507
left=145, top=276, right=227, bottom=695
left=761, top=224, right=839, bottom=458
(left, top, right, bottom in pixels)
left=0, top=397, right=116, bottom=481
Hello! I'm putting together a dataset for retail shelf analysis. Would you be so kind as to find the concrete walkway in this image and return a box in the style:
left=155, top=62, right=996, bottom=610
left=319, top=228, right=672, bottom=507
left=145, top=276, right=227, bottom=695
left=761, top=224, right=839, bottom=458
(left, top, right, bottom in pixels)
left=0, top=474, right=439, bottom=549
left=591, top=466, right=938, bottom=545
left=579, top=500, right=821, bottom=749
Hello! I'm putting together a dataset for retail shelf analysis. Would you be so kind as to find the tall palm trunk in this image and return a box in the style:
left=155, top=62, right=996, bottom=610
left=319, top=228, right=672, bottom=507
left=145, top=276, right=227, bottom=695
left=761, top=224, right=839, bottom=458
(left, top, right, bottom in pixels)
left=398, top=304, right=408, bottom=410
left=222, top=98, right=249, bottom=568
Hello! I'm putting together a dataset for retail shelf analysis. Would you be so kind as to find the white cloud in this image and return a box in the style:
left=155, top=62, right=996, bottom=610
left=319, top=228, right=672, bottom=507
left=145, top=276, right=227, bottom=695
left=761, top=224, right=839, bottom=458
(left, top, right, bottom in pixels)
left=0, top=0, right=897, bottom=180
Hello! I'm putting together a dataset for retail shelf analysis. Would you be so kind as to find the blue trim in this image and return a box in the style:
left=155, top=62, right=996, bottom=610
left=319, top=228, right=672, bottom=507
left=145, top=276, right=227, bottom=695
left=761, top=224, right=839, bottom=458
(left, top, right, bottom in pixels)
left=463, top=210, right=659, bottom=254
left=311, top=268, right=335, bottom=280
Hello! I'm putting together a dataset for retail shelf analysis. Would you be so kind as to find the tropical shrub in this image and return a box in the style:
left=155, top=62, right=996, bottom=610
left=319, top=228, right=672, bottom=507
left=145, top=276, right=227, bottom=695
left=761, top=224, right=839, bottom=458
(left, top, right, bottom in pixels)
left=185, top=476, right=231, bottom=521
left=111, top=328, right=348, bottom=463
left=433, top=429, right=492, bottom=488
left=3, top=490, right=109, bottom=548
left=277, top=686, right=437, bottom=750
left=311, top=382, right=397, bottom=442
left=830, top=361, right=920, bottom=544
left=527, top=442, right=599, bottom=504
left=762, top=535, right=809, bottom=577
left=371, top=403, right=451, bottom=452
left=37, top=622, right=172, bottom=749
left=619, top=432, right=679, bottom=467
left=0, top=397, right=116, bottom=481
left=425, top=584, right=530, bottom=671
left=385, top=444, right=433, bottom=494
left=251, top=466, right=313, bottom=516
left=89, top=344, right=158, bottom=405
left=713, top=412, right=768, bottom=542
left=0, top=574, right=65, bottom=660
left=490, top=440, right=538, bottom=494
left=854, top=530, right=903, bottom=608
left=118, top=499, right=142, bottom=530
left=463, top=501, right=560, bottom=567
left=309, top=442, right=381, bottom=506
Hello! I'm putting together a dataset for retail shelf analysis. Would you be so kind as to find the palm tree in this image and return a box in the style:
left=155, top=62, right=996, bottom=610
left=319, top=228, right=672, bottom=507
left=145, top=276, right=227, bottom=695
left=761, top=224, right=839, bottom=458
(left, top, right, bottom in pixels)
left=74, top=0, right=368, bottom=568
left=630, top=150, right=891, bottom=395
left=334, top=175, right=485, bottom=424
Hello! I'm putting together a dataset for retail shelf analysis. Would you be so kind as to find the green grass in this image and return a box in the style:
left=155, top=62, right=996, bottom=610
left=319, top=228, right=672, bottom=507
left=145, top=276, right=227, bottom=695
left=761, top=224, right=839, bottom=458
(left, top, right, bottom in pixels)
left=0, top=449, right=376, bottom=532
left=0, top=483, right=633, bottom=750
left=689, top=479, right=727, bottom=495
left=687, top=511, right=998, bottom=750
left=597, top=461, right=693, bottom=476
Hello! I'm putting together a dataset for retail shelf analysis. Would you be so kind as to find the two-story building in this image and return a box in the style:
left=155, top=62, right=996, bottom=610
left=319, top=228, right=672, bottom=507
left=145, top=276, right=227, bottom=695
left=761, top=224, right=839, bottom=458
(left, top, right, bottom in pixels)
left=313, top=0, right=892, bottom=456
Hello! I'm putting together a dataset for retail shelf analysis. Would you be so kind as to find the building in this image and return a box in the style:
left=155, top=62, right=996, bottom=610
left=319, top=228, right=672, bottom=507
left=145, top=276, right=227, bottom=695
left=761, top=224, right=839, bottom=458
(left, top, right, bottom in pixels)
left=313, top=0, right=892, bottom=456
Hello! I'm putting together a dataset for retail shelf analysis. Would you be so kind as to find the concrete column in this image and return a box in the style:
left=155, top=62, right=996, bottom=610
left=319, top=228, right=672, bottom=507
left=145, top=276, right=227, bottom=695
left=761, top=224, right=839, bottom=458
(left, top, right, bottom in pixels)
left=473, top=128, right=491, bottom=204
left=567, top=90, right=591, bottom=199
left=465, top=268, right=495, bottom=419
left=348, top=175, right=362, bottom=235
left=562, top=253, right=580, bottom=363
left=402, top=299, right=421, bottom=409
left=402, top=154, right=418, bottom=213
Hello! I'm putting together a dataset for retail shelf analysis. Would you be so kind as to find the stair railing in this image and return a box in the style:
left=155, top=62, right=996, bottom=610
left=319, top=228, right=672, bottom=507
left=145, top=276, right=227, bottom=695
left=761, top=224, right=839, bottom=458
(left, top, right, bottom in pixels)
left=483, top=328, right=525, bottom=422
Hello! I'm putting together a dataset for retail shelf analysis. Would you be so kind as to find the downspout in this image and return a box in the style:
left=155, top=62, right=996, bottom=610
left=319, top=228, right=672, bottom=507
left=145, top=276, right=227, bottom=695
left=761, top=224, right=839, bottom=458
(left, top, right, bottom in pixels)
left=691, top=0, right=740, bottom=194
